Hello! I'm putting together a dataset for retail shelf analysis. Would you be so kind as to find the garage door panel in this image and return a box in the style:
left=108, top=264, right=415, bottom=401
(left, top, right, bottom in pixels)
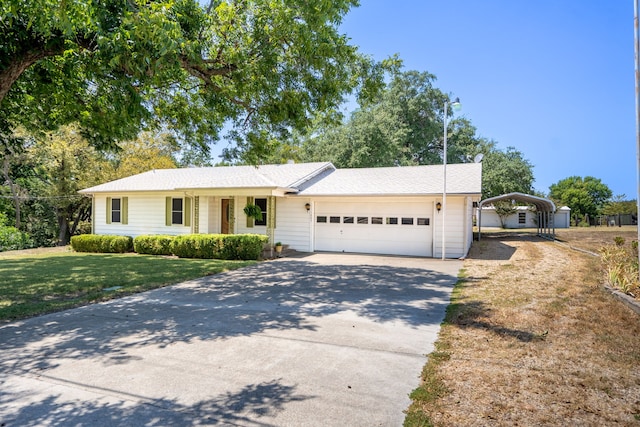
left=314, top=201, right=433, bottom=257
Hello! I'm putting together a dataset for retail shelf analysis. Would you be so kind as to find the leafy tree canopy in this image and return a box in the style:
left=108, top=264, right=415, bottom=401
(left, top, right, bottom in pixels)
left=601, top=194, right=637, bottom=216
left=0, top=0, right=388, bottom=156
left=481, top=146, right=534, bottom=199
left=268, top=70, right=534, bottom=200
left=549, top=176, right=612, bottom=219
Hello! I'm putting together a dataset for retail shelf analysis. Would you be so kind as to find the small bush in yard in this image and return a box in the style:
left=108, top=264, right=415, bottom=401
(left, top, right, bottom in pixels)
left=134, top=235, right=175, bottom=255
left=600, top=237, right=640, bottom=296
left=171, top=234, right=268, bottom=260
left=221, top=234, right=269, bottom=260
left=71, top=234, right=133, bottom=253
left=0, top=226, right=33, bottom=251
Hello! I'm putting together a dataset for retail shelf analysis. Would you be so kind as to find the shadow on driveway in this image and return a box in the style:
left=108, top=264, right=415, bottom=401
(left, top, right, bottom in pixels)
left=0, top=255, right=459, bottom=426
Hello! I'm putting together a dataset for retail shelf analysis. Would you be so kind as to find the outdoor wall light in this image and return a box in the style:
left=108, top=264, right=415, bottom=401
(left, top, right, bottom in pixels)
left=305, top=203, right=311, bottom=211
left=436, top=202, right=442, bottom=212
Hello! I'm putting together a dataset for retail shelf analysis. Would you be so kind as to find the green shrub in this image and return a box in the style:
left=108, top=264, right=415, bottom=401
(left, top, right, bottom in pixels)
left=171, top=234, right=268, bottom=260
left=223, top=234, right=270, bottom=260
left=0, top=226, right=34, bottom=252
left=133, top=235, right=175, bottom=255
left=71, top=234, right=133, bottom=253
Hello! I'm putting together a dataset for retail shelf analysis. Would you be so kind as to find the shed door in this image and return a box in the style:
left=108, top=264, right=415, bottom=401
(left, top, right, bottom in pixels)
left=314, top=201, right=432, bottom=256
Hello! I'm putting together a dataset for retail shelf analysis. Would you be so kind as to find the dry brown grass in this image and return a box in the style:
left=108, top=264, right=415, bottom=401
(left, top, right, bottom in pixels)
left=406, top=230, right=640, bottom=426
left=555, top=225, right=638, bottom=254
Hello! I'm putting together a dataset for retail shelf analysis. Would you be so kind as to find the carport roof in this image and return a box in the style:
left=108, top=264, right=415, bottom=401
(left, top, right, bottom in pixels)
left=479, top=192, right=556, bottom=212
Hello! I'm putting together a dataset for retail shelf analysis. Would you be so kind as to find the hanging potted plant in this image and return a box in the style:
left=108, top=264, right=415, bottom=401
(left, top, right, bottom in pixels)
left=243, top=203, right=263, bottom=222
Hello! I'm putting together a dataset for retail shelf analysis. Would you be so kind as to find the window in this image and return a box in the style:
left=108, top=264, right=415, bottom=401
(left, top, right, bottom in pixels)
left=317, top=216, right=327, bottom=223
left=518, top=212, right=526, bottom=224
left=330, top=216, right=340, bottom=223
left=417, top=218, right=430, bottom=226
left=357, top=216, right=368, bottom=224
left=166, top=197, right=190, bottom=227
left=254, top=198, right=267, bottom=226
left=343, top=216, right=354, bottom=224
left=401, top=217, right=414, bottom=225
left=386, top=217, right=398, bottom=225
left=172, top=198, right=183, bottom=224
left=372, top=217, right=383, bottom=224
left=111, top=198, right=121, bottom=223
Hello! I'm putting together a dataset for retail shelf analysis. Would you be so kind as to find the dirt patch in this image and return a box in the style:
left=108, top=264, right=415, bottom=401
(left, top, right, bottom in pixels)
left=410, top=232, right=640, bottom=426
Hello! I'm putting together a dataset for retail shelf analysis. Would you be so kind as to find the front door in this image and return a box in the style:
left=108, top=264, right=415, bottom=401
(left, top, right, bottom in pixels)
left=221, top=199, right=230, bottom=234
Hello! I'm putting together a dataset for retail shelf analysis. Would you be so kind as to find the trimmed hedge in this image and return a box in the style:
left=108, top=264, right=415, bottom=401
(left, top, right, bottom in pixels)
left=133, top=235, right=175, bottom=255
left=71, top=234, right=133, bottom=253
left=70, top=233, right=268, bottom=260
left=171, top=234, right=269, bottom=260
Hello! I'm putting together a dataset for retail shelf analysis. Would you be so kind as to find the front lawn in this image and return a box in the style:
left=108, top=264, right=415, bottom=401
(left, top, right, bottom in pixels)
left=0, top=250, right=255, bottom=322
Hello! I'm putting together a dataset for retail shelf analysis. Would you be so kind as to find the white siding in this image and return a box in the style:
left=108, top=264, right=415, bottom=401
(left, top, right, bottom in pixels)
left=433, top=197, right=467, bottom=258
left=274, top=197, right=312, bottom=251
left=479, top=207, right=570, bottom=229
left=94, top=193, right=192, bottom=237
left=464, top=197, right=474, bottom=256
left=208, top=197, right=220, bottom=233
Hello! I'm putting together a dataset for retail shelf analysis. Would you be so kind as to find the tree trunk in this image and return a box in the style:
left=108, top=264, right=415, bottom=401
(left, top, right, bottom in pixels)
left=1, top=156, right=21, bottom=228
left=57, top=210, right=71, bottom=246
left=0, top=49, right=56, bottom=105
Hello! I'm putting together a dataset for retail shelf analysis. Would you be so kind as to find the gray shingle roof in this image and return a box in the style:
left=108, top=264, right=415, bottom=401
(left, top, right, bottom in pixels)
left=79, top=162, right=481, bottom=196
left=80, top=162, right=334, bottom=193
left=298, top=163, right=482, bottom=196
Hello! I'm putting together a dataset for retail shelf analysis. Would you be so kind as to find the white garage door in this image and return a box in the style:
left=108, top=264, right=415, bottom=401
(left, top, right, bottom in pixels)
left=314, top=201, right=433, bottom=257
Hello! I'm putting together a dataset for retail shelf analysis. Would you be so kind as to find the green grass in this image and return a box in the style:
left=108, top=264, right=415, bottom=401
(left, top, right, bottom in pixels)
left=0, top=251, right=256, bottom=322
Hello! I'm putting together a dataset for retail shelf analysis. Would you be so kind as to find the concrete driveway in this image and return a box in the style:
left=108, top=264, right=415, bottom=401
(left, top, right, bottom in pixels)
left=0, top=253, right=460, bottom=426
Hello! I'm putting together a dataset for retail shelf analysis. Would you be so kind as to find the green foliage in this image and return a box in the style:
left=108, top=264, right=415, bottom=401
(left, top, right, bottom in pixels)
left=71, top=234, right=133, bottom=253
left=549, top=176, right=612, bottom=220
left=493, top=201, right=518, bottom=228
left=600, top=239, right=639, bottom=295
left=0, top=225, right=33, bottom=251
left=481, top=147, right=534, bottom=199
left=133, top=235, right=175, bottom=255
left=299, top=70, right=449, bottom=167
left=243, top=203, right=263, bottom=221
left=171, top=234, right=268, bottom=260
left=1, top=0, right=381, bottom=157
left=602, top=194, right=637, bottom=215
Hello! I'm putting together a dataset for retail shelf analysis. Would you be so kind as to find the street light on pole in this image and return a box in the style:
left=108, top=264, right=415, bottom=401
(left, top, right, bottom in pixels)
left=442, top=96, right=461, bottom=260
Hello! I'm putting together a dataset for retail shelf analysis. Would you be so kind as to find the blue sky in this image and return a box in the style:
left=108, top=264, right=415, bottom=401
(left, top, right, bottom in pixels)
left=338, top=1, right=635, bottom=198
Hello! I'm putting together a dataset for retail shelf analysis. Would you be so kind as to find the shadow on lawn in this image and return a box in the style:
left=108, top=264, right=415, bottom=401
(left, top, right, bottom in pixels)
left=0, top=378, right=310, bottom=427
left=446, top=298, right=538, bottom=342
left=469, top=232, right=547, bottom=261
left=0, top=257, right=455, bottom=370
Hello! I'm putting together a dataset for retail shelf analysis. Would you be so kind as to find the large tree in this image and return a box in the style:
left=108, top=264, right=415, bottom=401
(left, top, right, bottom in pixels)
left=1, top=0, right=383, bottom=155
left=481, top=146, right=534, bottom=199
left=549, top=176, right=612, bottom=220
left=297, top=70, right=449, bottom=167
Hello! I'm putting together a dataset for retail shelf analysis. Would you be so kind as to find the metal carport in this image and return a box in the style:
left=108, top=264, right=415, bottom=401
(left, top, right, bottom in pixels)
left=478, top=192, right=557, bottom=240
